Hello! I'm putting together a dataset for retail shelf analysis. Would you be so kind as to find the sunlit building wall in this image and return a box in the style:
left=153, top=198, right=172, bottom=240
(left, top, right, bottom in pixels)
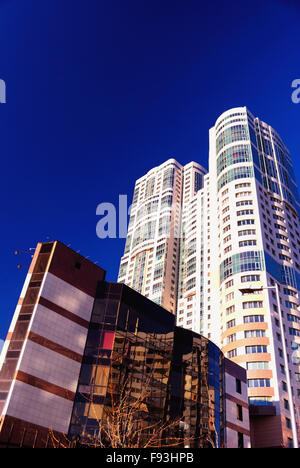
left=0, top=241, right=106, bottom=445
left=206, top=107, right=300, bottom=448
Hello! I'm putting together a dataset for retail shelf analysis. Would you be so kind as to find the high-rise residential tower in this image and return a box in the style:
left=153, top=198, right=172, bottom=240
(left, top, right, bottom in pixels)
left=118, top=107, right=300, bottom=448
left=204, top=107, right=300, bottom=448
left=117, top=158, right=206, bottom=314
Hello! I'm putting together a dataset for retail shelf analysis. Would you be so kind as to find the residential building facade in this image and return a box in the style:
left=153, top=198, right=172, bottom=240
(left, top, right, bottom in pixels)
left=117, top=159, right=206, bottom=315
left=207, top=107, right=300, bottom=448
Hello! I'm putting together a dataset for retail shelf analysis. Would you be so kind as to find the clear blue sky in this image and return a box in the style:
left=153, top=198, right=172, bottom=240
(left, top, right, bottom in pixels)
left=0, top=0, right=300, bottom=341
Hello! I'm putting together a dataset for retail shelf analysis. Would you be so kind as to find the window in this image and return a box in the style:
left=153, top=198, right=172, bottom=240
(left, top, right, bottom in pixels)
left=224, top=234, right=231, bottom=243
left=284, top=288, right=297, bottom=297
left=228, top=333, right=236, bottom=343
left=237, top=219, right=255, bottom=226
left=186, top=277, right=196, bottom=291
left=277, top=233, right=288, bottom=241
left=227, top=319, right=236, bottom=329
left=241, top=274, right=260, bottom=282
left=243, top=315, right=264, bottom=323
left=225, top=279, right=234, bottom=289
left=218, top=166, right=254, bottom=192
left=236, top=200, right=253, bottom=207
left=238, top=229, right=256, bottom=236
left=244, top=330, right=266, bottom=338
left=276, top=332, right=281, bottom=342
left=237, top=209, right=254, bottom=216
left=152, top=283, right=162, bottom=294
left=274, top=223, right=287, bottom=231
left=162, top=167, right=175, bottom=189
left=228, top=349, right=237, bottom=358
left=236, top=378, right=242, bottom=394
left=242, top=301, right=263, bottom=309
left=235, top=182, right=251, bottom=189
left=277, top=243, right=290, bottom=252
left=238, top=432, right=244, bottom=449
left=225, top=292, right=234, bottom=302
left=236, top=190, right=252, bottom=198
left=222, top=188, right=229, bottom=196
left=246, top=345, right=268, bottom=354
left=216, top=126, right=249, bottom=153
left=217, top=144, right=252, bottom=175
left=279, top=253, right=291, bottom=262
left=249, top=396, right=272, bottom=406
left=285, top=301, right=298, bottom=310
left=237, top=404, right=243, bottom=421
left=246, top=362, right=269, bottom=370
left=248, top=378, right=270, bottom=387
left=220, top=250, right=264, bottom=282
left=289, top=328, right=300, bottom=337
left=282, top=381, right=287, bottom=391
left=239, top=239, right=257, bottom=247
left=224, top=245, right=232, bottom=254
left=287, top=314, right=300, bottom=324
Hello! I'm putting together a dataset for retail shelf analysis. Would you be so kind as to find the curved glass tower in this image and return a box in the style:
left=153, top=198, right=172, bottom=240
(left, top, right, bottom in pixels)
left=207, top=107, right=300, bottom=448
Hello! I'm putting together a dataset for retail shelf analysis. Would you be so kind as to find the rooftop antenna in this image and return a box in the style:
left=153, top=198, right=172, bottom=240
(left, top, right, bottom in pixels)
left=14, top=248, right=35, bottom=259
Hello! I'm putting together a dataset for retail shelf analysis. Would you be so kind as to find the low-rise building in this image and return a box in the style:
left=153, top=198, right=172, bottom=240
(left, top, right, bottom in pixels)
left=0, top=241, right=250, bottom=448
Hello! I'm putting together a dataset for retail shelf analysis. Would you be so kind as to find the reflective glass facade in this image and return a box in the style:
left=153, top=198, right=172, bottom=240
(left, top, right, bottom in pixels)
left=68, top=282, right=225, bottom=448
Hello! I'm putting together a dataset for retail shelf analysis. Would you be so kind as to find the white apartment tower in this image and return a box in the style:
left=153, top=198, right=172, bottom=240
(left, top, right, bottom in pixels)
left=205, top=107, right=300, bottom=448
left=117, top=159, right=206, bottom=314
left=177, top=170, right=207, bottom=333
left=118, top=107, right=300, bottom=448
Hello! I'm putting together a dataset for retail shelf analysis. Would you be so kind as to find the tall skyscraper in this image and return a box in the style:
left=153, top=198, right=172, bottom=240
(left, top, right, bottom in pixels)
left=206, top=107, right=300, bottom=448
left=118, top=107, right=300, bottom=448
left=117, top=159, right=206, bottom=314
left=177, top=170, right=210, bottom=334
